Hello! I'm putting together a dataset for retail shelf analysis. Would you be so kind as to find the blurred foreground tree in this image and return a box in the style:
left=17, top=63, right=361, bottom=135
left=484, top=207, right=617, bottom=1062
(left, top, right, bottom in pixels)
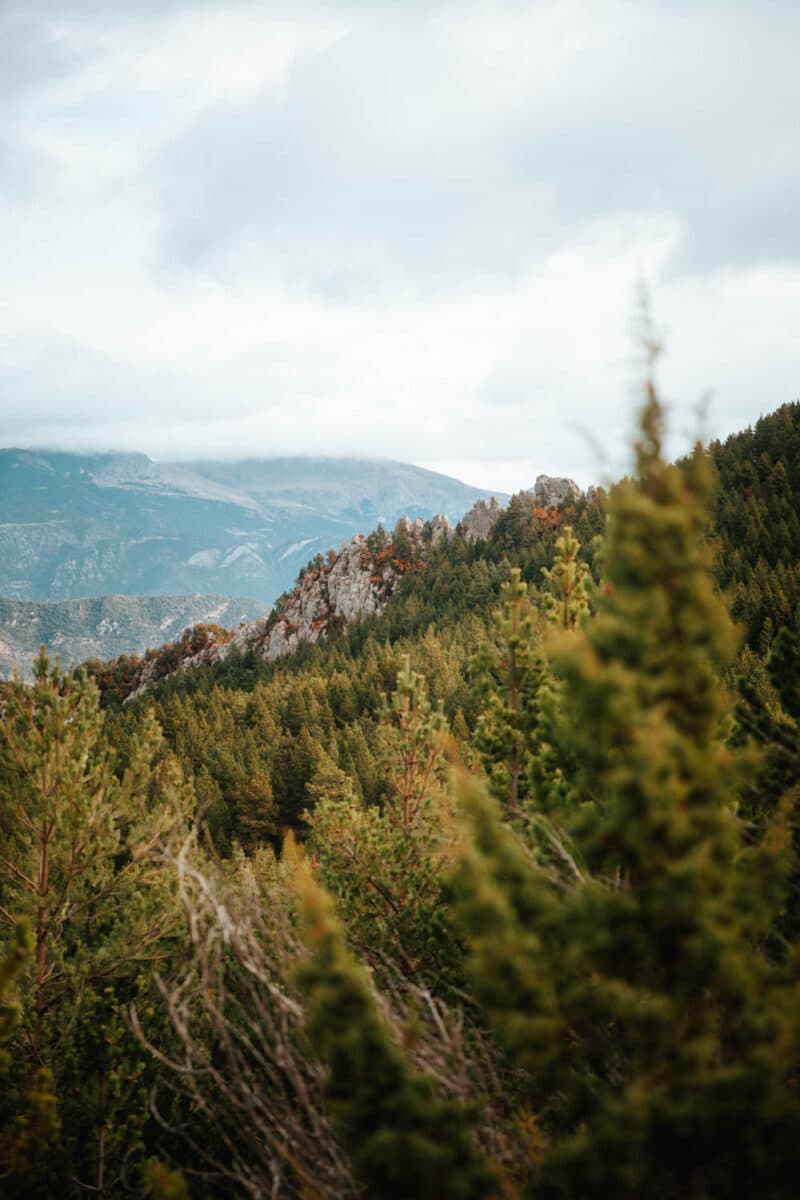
left=455, top=384, right=800, bottom=1197
left=295, top=862, right=497, bottom=1200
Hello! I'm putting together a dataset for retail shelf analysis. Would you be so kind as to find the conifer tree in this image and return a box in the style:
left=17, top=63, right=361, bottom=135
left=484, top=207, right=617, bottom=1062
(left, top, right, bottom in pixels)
left=378, top=654, right=448, bottom=832
left=295, top=866, right=496, bottom=1200
left=0, top=654, right=183, bottom=1042
left=471, top=568, right=545, bottom=813
left=455, top=386, right=800, bottom=1198
left=0, top=653, right=188, bottom=1196
left=308, top=656, right=457, bottom=984
left=541, top=524, right=590, bottom=630
left=736, top=622, right=800, bottom=941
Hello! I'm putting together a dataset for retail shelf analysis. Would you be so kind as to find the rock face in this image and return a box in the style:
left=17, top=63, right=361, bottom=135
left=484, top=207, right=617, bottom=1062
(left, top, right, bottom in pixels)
left=528, top=474, right=582, bottom=507
left=123, top=519, right=430, bottom=700
left=429, top=514, right=452, bottom=546
left=459, top=497, right=502, bottom=543
left=110, top=479, right=586, bottom=703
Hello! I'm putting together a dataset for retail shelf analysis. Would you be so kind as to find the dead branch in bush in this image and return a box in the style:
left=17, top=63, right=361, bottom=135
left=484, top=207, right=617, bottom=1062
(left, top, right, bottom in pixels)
left=132, top=831, right=355, bottom=1200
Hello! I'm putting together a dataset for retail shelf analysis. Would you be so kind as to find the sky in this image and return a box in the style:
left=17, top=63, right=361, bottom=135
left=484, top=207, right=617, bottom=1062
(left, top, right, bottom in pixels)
left=0, top=0, right=798, bottom=493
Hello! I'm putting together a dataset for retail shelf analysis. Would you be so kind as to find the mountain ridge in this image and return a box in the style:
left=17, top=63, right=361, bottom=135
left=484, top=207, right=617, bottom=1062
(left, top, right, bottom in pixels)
left=0, top=592, right=270, bottom=681
left=0, top=448, right=507, bottom=604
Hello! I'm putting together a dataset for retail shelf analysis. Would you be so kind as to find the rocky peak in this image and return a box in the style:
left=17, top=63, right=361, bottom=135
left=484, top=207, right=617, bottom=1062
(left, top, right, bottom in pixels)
left=528, top=474, right=582, bottom=507
left=459, top=496, right=502, bottom=543
left=123, top=519, right=431, bottom=699
left=114, top=490, right=540, bottom=701
left=429, top=514, right=451, bottom=546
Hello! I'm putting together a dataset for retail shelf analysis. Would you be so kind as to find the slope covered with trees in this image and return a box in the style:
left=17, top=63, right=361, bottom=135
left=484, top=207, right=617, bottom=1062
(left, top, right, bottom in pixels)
left=1, top=395, right=799, bottom=1197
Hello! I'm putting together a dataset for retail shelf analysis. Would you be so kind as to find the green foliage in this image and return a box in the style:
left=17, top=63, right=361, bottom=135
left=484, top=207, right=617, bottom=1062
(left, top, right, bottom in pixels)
left=295, top=867, right=496, bottom=1200
left=308, top=656, right=458, bottom=985
left=0, top=653, right=189, bottom=1195
left=5, top=395, right=800, bottom=1195
left=378, top=654, right=449, bottom=830
left=736, top=622, right=800, bottom=941
left=2, top=1066, right=62, bottom=1193
left=711, top=401, right=800, bottom=648
left=541, top=524, right=591, bottom=630
left=455, top=389, right=800, bottom=1197
left=0, top=919, right=32, bottom=1071
left=471, top=568, right=547, bottom=813
left=145, top=1160, right=190, bottom=1200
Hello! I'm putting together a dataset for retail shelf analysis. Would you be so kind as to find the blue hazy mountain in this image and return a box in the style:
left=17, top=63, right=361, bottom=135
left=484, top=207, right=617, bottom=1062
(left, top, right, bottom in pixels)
left=0, top=592, right=271, bottom=681
left=0, top=449, right=502, bottom=604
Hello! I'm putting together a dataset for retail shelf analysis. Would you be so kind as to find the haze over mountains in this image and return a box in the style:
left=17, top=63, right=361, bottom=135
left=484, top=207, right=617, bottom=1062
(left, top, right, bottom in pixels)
left=0, top=592, right=271, bottom=682
left=0, top=447, right=508, bottom=677
left=0, top=448, right=502, bottom=605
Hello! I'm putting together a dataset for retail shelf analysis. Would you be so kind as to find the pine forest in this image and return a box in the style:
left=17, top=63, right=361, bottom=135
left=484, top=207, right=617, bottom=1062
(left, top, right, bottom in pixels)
left=2, top=387, right=800, bottom=1199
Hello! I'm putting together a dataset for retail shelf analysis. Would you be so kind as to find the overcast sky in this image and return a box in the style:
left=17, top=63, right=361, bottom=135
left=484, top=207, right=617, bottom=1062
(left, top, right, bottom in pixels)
left=0, top=0, right=798, bottom=492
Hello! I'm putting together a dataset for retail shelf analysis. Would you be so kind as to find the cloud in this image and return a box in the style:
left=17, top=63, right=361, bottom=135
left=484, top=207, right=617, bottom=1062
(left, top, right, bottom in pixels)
left=0, top=0, right=798, bottom=495
left=146, top=0, right=800, bottom=290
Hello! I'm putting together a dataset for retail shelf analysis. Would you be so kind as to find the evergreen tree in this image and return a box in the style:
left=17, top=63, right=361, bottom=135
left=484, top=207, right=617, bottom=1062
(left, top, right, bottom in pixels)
left=378, top=654, right=448, bottom=832
left=541, top=524, right=590, bottom=630
left=471, top=568, right=545, bottom=813
left=295, top=866, right=496, bottom=1200
left=455, top=388, right=800, bottom=1197
left=308, top=656, right=458, bottom=985
left=736, top=623, right=800, bottom=940
left=0, top=653, right=188, bottom=1196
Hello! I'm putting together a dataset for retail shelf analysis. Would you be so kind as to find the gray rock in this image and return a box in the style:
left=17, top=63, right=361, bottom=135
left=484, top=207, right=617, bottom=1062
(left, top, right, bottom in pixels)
left=528, top=475, right=582, bottom=507
left=459, top=496, right=502, bottom=543
left=429, top=514, right=452, bottom=546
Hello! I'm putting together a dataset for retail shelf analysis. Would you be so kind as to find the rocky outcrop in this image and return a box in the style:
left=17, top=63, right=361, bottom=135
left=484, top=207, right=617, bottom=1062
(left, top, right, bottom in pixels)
left=459, top=497, right=502, bottom=543
left=111, top=477, right=584, bottom=703
left=429, top=514, right=452, bottom=546
left=122, top=519, right=431, bottom=700
left=528, top=475, right=582, bottom=507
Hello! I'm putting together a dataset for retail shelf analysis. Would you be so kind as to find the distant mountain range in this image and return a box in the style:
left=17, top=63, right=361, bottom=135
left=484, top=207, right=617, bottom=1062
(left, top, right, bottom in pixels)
left=0, top=593, right=271, bottom=681
left=0, top=449, right=503, bottom=605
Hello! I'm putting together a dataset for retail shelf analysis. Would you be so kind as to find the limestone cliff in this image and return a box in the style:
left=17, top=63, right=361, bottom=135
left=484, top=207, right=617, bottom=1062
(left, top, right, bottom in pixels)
left=106, top=476, right=586, bottom=702
left=123, top=519, right=428, bottom=699
left=527, top=474, right=582, bottom=507
left=459, top=496, right=502, bottom=543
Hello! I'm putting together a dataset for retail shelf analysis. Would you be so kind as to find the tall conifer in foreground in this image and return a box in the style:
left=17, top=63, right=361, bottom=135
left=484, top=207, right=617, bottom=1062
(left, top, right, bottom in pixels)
left=295, top=866, right=496, bottom=1200
left=456, top=384, right=800, bottom=1198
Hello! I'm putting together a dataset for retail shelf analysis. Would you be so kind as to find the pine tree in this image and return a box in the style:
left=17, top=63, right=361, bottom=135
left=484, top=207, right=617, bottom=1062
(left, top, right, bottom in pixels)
left=295, top=866, right=496, bottom=1200
left=471, top=568, right=546, bottom=813
left=0, top=653, right=188, bottom=1195
left=541, top=525, right=590, bottom=630
left=736, top=622, right=800, bottom=941
left=455, top=387, right=800, bottom=1198
left=308, top=656, right=458, bottom=985
left=378, top=654, right=448, bottom=832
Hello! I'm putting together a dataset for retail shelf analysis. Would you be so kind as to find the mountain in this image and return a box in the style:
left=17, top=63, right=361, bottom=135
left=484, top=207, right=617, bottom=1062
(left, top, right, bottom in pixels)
left=103, top=514, right=451, bottom=700
left=0, top=592, right=270, bottom=681
left=88, top=471, right=590, bottom=704
left=0, top=449, right=503, bottom=605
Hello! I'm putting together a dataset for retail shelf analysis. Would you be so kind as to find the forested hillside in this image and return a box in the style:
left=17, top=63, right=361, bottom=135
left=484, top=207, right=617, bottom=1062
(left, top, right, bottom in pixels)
left=710, top=402, right=800, bottom=648
left=2, top=397, right=800, bottom=1198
